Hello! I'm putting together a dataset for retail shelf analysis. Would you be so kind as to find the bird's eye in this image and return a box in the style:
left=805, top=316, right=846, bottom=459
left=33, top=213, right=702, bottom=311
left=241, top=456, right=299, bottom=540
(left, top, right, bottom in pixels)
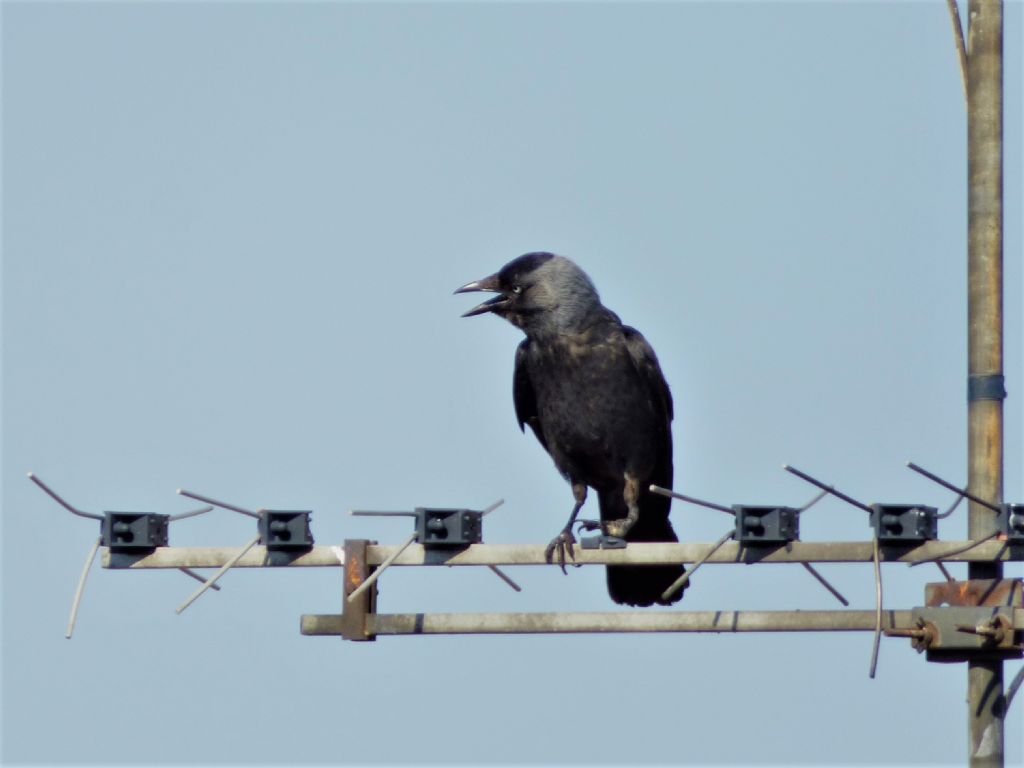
left=511, top=285, right=523, bottom=295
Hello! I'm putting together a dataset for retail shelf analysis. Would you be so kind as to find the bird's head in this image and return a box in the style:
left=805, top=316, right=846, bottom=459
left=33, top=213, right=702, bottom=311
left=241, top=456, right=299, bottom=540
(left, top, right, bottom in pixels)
left=455, top=252, right=602, bottom=337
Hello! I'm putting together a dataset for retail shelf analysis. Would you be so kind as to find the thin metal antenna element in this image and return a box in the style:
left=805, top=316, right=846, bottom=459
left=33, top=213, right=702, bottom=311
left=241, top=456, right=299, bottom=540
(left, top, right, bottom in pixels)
left=469, top=498, right=521, bottom=586
left=906, top=531, right=1001, bottom=567
left=869, top=535, right=883, bottom=679
left=478, top=500, right=520, bottom=591
left=946, top=0, right=969, bottom=102
left=472, top=500, right=521, bottom=590
left=176, top=534, right=261, bottom=614
left=906, top=461, right=1001, bottom=511
left=349, top=510, right=419, bottom=518
left=481, top=499, right=505, bottom=516
left=176, top=489, right=260, bottom=519
left=660, top=528, right=734, bottom=602
left=27, top=472, right=103, bottom=520
left=178, top=568, right=222, bottom=590
left=1007, top=664, right=1024, bottom=715
left=934, top=561, right=957, bottom=583
left=783, top=466, right=873, bottom=514
left=798, top=489, right=830, bottom=514
left=169, top=506, right=214, bottom=522
left=347, top=531, right=418, bottom=604
left=800, top=563, right=850, bottom=606
left=487, top=566, right=521, bottom=592
left=66, top=537, right=102, bottom=639
left=938, top=494, right=965, bottom=520
left=649, top=485, right=735, bottom=515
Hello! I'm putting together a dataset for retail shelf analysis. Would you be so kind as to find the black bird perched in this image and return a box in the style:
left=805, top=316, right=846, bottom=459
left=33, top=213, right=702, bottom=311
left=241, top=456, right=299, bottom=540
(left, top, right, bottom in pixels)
left=456, top=252, right=686, bottom=606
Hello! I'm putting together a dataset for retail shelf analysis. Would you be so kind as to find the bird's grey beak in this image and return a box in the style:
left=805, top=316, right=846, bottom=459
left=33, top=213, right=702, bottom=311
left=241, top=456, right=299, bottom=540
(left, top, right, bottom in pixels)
left=454, top=273, right=509, bottom=317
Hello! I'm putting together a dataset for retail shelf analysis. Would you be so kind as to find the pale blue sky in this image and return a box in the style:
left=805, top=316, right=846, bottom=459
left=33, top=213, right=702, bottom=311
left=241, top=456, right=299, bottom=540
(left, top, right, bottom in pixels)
left=3, top=1, right=1022, bottom=765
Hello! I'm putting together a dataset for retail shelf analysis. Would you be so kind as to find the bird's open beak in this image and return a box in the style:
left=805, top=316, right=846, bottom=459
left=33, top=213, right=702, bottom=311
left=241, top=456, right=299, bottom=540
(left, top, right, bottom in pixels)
left=454, top=273, right=509, bottom=317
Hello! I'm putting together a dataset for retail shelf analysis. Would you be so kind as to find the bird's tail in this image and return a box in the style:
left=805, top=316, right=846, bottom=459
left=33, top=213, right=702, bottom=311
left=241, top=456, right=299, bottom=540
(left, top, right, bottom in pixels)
left=601, top=478, right=686, bottom=607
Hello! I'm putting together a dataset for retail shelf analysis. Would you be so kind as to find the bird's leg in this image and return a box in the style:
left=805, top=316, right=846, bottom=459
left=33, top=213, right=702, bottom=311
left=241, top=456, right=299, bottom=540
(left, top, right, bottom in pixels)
left=544, top=482, right=587, bottom=574
left=577, top=473, right=642, bottom=539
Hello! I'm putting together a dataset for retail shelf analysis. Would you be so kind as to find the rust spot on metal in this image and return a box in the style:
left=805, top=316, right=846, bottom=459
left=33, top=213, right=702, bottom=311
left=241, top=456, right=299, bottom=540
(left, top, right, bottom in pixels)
left=925, top=578, right=1022, bottom=607
left=346, top=556, right=364, bottom=591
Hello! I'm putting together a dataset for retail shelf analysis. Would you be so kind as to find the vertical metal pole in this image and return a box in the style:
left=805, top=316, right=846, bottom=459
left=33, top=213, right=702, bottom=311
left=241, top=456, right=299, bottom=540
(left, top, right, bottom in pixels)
left=340, top=539, right=377, bottom=641
left=966, top=2, right=1004, bottom=766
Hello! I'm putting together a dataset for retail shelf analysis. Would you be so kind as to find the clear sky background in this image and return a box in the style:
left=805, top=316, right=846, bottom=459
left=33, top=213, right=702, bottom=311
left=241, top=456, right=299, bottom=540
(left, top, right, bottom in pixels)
left=2, top=1, right=1022, bottom=766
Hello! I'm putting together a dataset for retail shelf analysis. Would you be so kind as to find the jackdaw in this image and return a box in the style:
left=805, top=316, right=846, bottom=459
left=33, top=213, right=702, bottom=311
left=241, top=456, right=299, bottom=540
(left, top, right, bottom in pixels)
left=456, top=252, right=686, bottom=606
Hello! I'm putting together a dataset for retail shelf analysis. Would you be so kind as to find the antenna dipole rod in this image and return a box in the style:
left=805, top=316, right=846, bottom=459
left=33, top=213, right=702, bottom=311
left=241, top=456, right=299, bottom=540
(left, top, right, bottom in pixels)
left=176, top=534, right=261, bottom=614
left=798, top=489, right=830, bottom=514
left=907, top=531, right=1000, bottom=567
left=649, top=485, right=734, bottom=515
left=178, top=568, right=222, bottom=590
left=177, top=489, right=259, bottom=519
left=27, top=472, right=103, bottom=521
left=481, top=499, right=505, bottom=516
left=869, top=536, right=883, bottom=679
left=349, top=510, right=419, bottom=518
left=906, top=461, right=1000, bottom=511
left=488, top=565, right=522, bottom=592
left=169, top=506, right=214, bottom=522
left=661, top=528, right=734, bottom=601
left=800, top=563, right=849, bottom=606
left=347, top=531, right=419, bottom=603
left=782, top=466, right=873, bottom=514
left=66, top=537, right=101, bottom=639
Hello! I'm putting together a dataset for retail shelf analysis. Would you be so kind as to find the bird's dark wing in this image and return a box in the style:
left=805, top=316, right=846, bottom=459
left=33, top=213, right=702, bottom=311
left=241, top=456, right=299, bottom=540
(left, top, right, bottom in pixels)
left=606, top=325, right=681, bottom=606
left=513, top=339, right=549, bottom=450
left=621, top=325, right=673, bottom=423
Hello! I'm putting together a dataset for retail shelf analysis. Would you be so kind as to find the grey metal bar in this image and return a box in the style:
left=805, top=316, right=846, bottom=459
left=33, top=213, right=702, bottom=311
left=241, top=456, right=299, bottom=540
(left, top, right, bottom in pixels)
left=102, top=540, right=1019, bottom=570
left=301, top=610, right=924, bottom=637
left=366, top=541, right=1019, bottom=567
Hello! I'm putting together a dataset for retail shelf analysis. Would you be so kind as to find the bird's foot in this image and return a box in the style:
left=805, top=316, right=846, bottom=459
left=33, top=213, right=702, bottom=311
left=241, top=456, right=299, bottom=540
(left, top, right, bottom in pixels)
left=544, top=528, right=579, bottom=574
left=597, top=517, right=633, bottom=539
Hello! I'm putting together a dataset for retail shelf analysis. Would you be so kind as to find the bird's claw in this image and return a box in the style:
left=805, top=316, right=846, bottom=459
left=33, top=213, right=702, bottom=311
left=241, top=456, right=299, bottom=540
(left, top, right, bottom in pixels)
left=574, top=519, right=603, bottom=534
left=544, top=529, right=579, bottom=574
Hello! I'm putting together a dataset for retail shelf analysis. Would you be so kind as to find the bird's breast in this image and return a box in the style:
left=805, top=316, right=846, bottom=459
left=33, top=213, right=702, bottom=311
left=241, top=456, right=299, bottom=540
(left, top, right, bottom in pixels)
left=526, top=337, right=663, bottom=479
